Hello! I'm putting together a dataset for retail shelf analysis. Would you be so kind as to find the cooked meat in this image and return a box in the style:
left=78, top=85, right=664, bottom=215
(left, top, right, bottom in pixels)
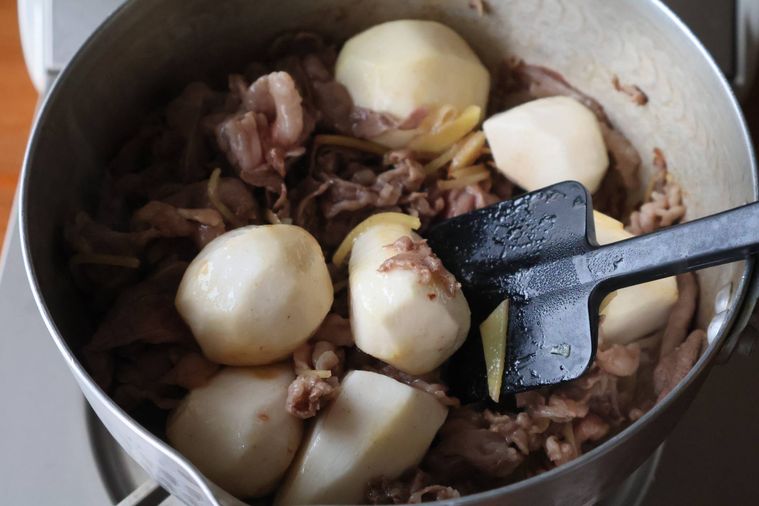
left=293, top=340, right=345, bottom=377
left=598, top=123, right=641, bottom=191
left=484, top=410, right=550, bottom=455
left=175, top=208, right=223, bottom=228
left=628, top=179, right=686, bottom=234
left=164, top=82, right=218, bottom=183
left=312, top=341, right=342, bottom=371
left=526, top=394, right=590, bottom=423
left=293, top=148, right=445, bottom=253
left=161, top=352, right=219, bottom=390
left=574, top=413, right=610, bottom=446
left=214, top=71, right=311, bottom=218
left=228, top=71, right=306, bottom=146
left=111, top=346, right=191, bottom=411
left=163, top=176, right=259, bottom=225
left=263, top=72, right=305, bottom=146
left=366, top=470, right=460, bottom=504
left=351, top=106, right=428, bottom=139
left=627, top=149, right=686, bottom=234
left=65, top=212, right=157, bottom=296
left=216, top=111, right=267, bottom=175
left=444, top=183, right=500, bottom=218
left=65, top=212, right=154, bottom=260
left=596, top=344, right=641, bottom=377
left=85, top=262, right=193, bottom=355
left=318, top=151, right=427, bottom=218
left=544, top=434, right=577, bottom=466
left=132, top=201, right=226, bottom=249
left=506, top=60, right=608, bottom=120
left=365, top=475, right=410, bottom=505
left=659, top=273, right=699, bottom=358
left=409, top=485, right=461, bottom=503
left=378, top=235, right=460, bottom=298
left=286, top=339, right=346, bottom=419
left=312, top=313, right=354, bottom=347
left=654, top=329, right=705, bottom=401
left=553, top=367, right=625, bottom=422
left=611, top=75, right=649, bottom=106
left=270, top=32, right=352, bottom=134
left=83, top=262, right=208, bottom=410
left=424, top=406, right=525, bottom=481
left=286, top=374, right=339, bottom=419
left=314, top=79, right=355, bottom=133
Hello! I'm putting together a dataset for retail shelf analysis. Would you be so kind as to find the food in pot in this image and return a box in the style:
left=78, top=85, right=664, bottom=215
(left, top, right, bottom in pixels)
left=175, top=224, right=333, bottom=365
left=594, top=211, right=679, bottom=345
left=349, top=216, right=471, bottom=374
left=336, top=19, right=490, bottom=149
left=276, top=370, right=448, bottom=505
left=480, top=299, right=509, bottom=402
left=166, top=365, right=303, bottom=498
left=484, top=96, right=609, bottom=193
left=66, top=17, right=706, bottom=504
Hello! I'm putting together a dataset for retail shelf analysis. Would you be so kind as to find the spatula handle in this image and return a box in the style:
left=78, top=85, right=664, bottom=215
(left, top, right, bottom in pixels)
left=588, top=201, right=759, bottom=290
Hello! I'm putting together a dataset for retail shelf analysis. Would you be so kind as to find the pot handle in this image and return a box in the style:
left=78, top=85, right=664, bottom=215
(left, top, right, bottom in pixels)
left=715, top=264, right=759, bottom=363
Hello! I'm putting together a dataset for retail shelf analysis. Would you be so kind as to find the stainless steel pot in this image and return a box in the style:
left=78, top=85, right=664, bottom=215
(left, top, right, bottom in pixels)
left=19, top=0, right=758, bottom=504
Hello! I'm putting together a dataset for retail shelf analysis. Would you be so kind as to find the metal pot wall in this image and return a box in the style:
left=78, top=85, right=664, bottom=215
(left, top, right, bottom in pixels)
left=19, top=0, right=758, bottom=504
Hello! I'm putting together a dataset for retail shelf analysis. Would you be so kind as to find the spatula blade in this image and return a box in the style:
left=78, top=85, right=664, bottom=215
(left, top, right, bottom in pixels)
left=501, top=289, right=597, bottom=393
left=428, top=181, right=599, bottom=396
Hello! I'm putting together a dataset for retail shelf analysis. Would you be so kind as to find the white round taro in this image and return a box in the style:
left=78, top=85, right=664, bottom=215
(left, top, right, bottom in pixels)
left=176, top=224, right=333, bottom=366
left=166, top=365, right=303, bottom=499
left=594, top=212, right=678, bottom=344
left=275, top=370, right=448, bottom=505
left=348, top=222, right=471, bottom=375
left=484, top=96, right=609, bottom=193
left=336, top=19, right=490, bottom=121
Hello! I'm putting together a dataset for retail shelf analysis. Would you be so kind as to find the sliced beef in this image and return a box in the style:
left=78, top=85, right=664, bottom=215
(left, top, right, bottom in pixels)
left=659, top=273, right=699, bottom=359
left=366, top=470, right=460, bottom=504
left=423, top=406, right=526, bottom=482
left=574, top=413, right=610, bottom=446
left=162, top=176, right=259, bottom=225
left=378, top=235, right=460, bottom=298
left=444, top=183, right=500, bottom=218
left=312, top=312, right=354, bottom=347
left=83, top=262, right=212, bottom=410
left=286, top=338, right=346, bottom=419
left=611, top=75, right=649, bottom=106
left=596, top=344, right=641, bottom=377
left=286, top=374, right=339, bottom=419
left=132, top=200, right=225, bottom=249
left=318, top=150, right=427, bottom=218
left=351, top=106, right=428, bottom=139
left=654, top=329, right=705, bottom=402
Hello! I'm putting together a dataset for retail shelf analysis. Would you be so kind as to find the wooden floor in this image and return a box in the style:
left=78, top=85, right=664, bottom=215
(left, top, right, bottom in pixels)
left=0, top=0, right=37, bottom=246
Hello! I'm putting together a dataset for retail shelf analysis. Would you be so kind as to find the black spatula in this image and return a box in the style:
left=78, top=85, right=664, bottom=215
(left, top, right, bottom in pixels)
left=426, top=180, right=758, bottom=400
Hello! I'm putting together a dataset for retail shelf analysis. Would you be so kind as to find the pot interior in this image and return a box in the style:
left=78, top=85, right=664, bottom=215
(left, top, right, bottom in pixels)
left=21, top=0, right=755, bottom=503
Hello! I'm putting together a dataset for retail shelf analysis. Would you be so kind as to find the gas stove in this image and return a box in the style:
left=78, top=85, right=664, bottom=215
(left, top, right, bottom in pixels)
left=3, top=1, right=759, bottom=504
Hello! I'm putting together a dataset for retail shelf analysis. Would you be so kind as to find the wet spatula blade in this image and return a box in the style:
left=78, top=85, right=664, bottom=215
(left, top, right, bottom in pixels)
left=430, top=178, right=759, bottom=399
left=427, top=181, right=600, bottom=397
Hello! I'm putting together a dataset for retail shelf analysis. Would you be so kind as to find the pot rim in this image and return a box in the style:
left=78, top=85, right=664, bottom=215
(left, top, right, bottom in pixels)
left=17, top=0, right=758, bottom=503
